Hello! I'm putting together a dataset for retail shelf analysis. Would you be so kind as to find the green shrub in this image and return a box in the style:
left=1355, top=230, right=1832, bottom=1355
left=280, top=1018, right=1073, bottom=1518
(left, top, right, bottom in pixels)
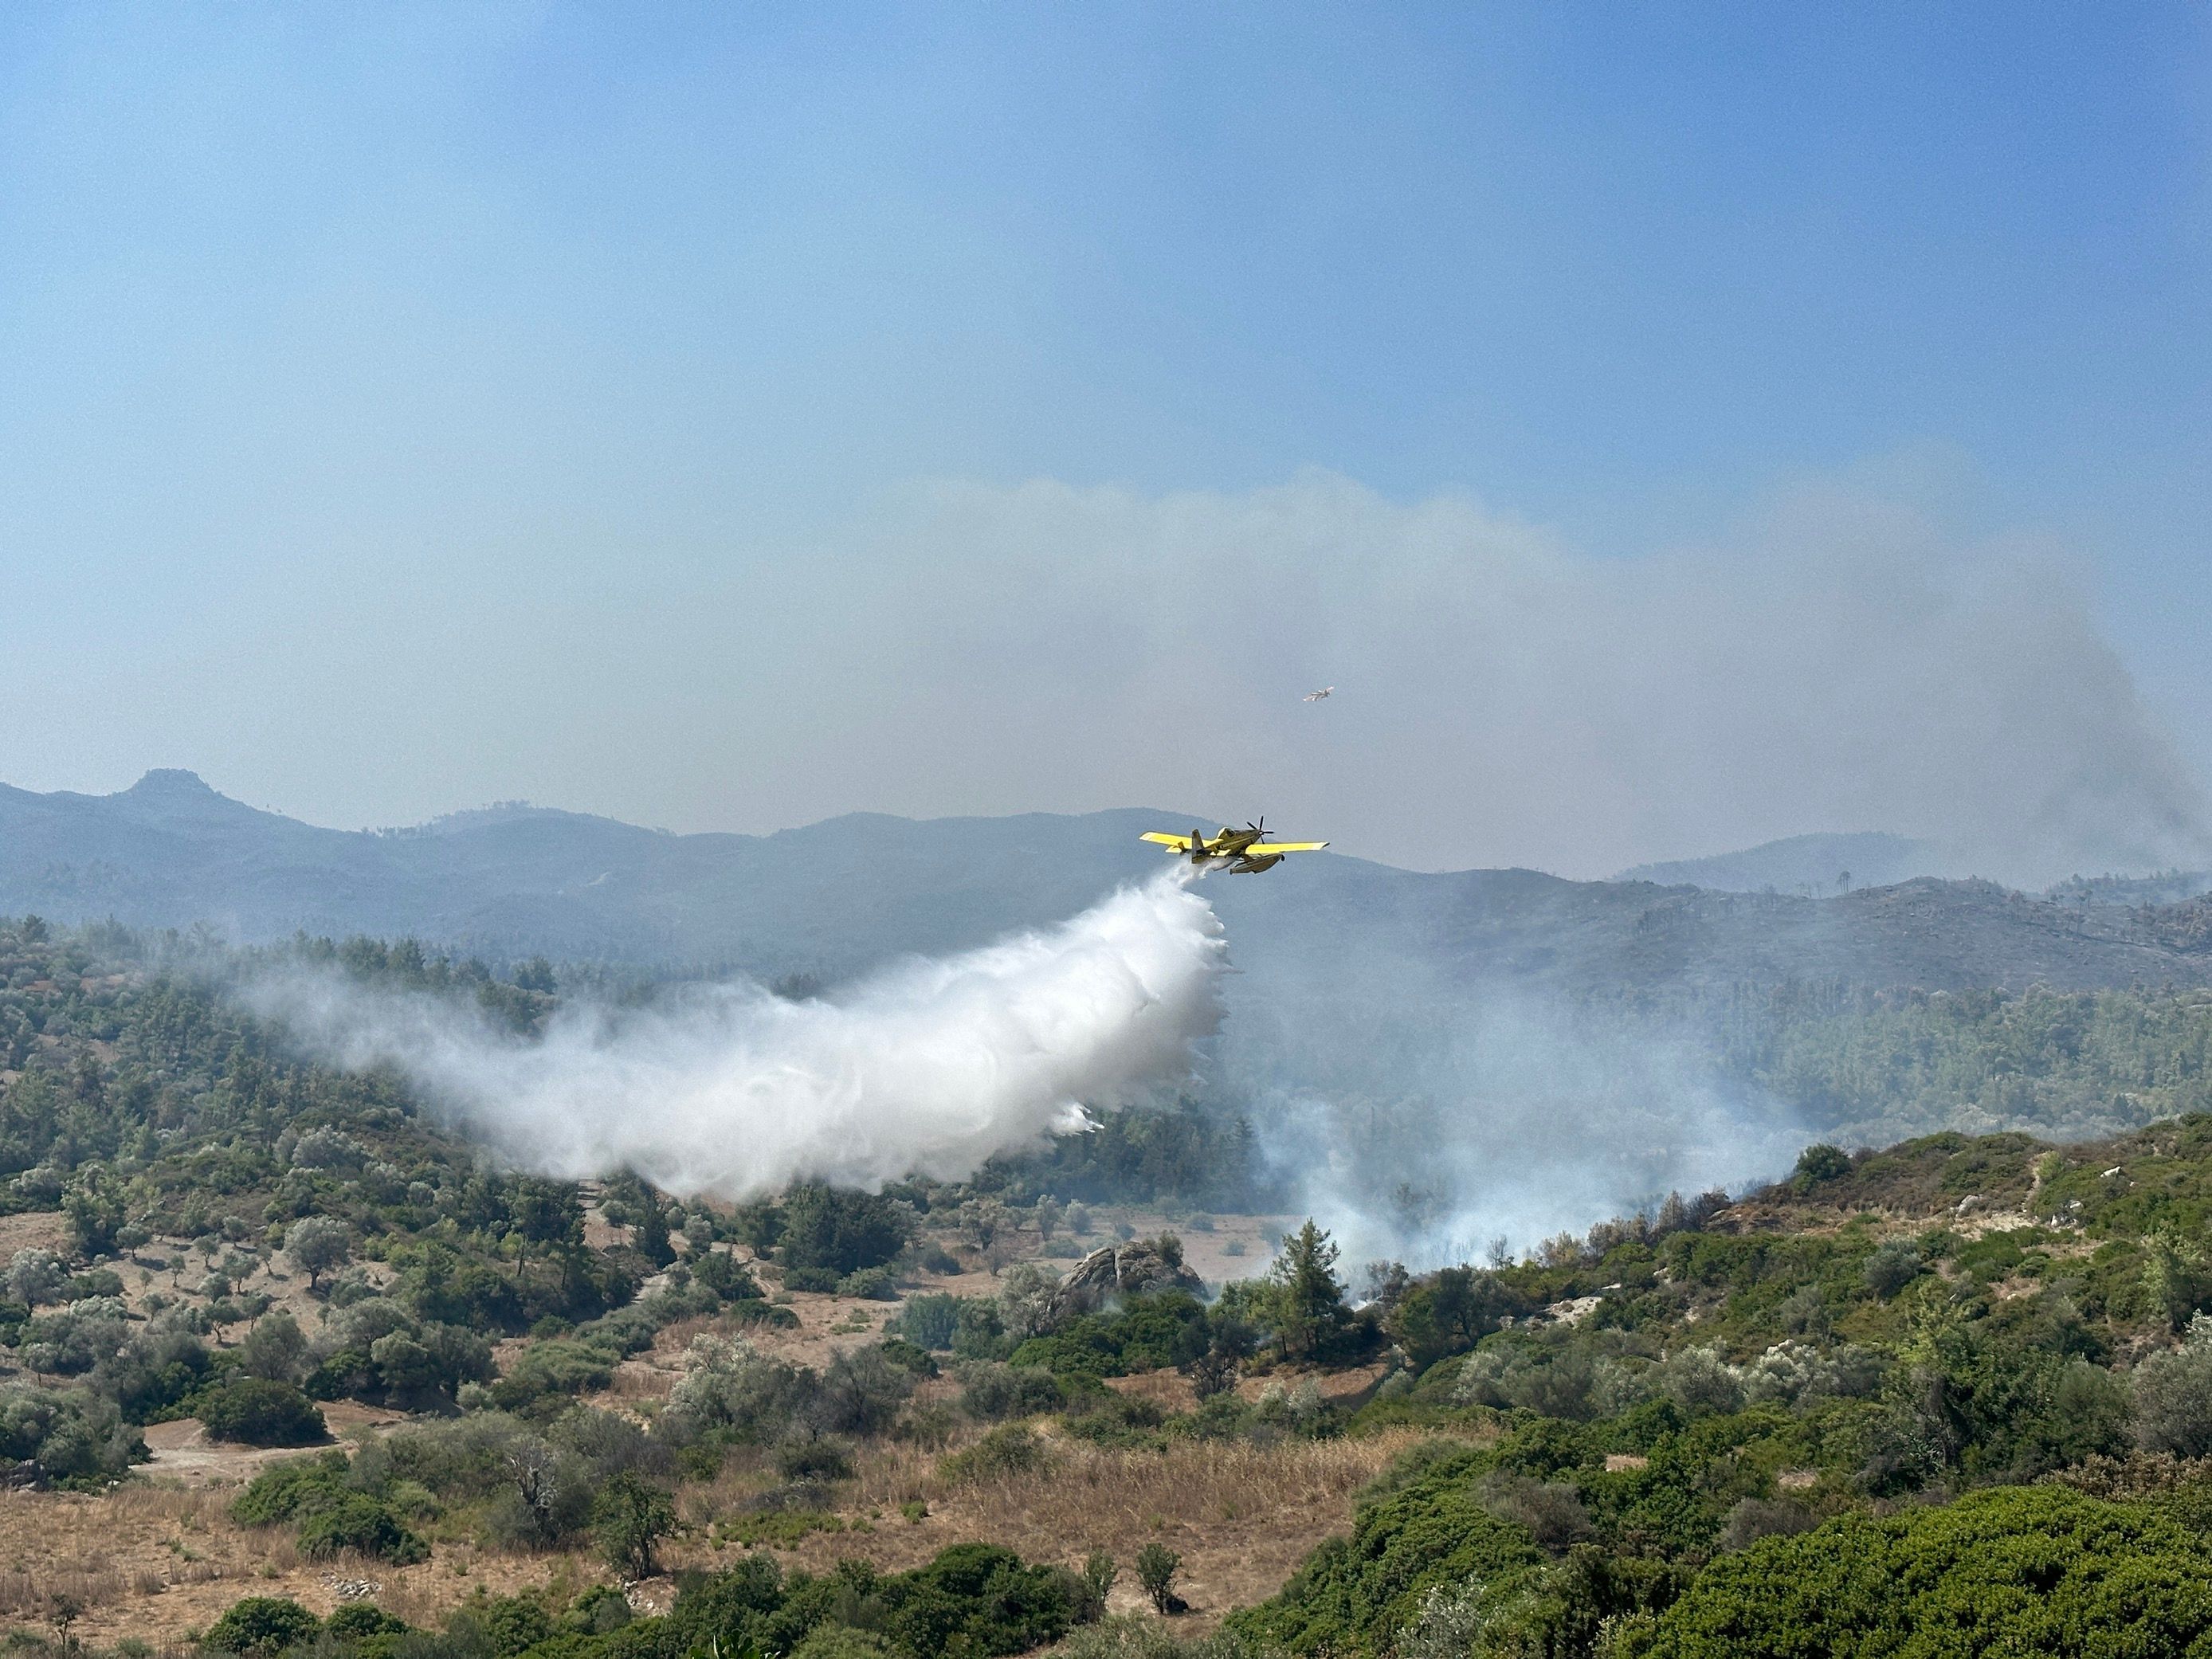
left=575, top=1305, right=659, bottom=1355
left=783, top=1265, right=842, bottom=1295
left=1229, top=1444, right=1543, bottom=1653
left=735, top=1198, right=787, bottom=1256
left=888, top=1292, right=968, bottom=1351
left=371, top=1414, right=541, bottom=1503
left=483, top=1337, right=616, bottom=1412
left=468, top=1594, right=555, bottom=1655
left=877, top=1337, right=939, bottom=1378
left=813, top=1346, right=916, bottom=1436
left=198, top=1378, right=327, bottom=1446
left=1863, top=1239, right=1923, bottom=1299
left=231, top=1451, right=351, bottom=1524
left=790, top=1626, right=890, bottom=1657
left=0, top=1382, right=143, bottom=1487
left=592, top=1471, right=677, bottom=1578
left=2133, top=1325, right=2212, bottom=1457
left=777, top=1435, right=856, bottom=1482
left=723, top=1508, right=847, bottom=1548
left=303, top=1347, right=372, bottom=1401
left=1136, top=1544, right=1183, bottom=1615
left=777, top=1184, right=912, bottom=1275
left=951, top=1299, right=1010, bottom=1360
left=956, top=1362, right=1063, bottom=1421
left=840, top=1265, right=900, bottom=1300
left=669, top=1543, right=1082, bottom=1654
left=66, top=1268, right=125, bottom=1300
left=1008, top=1292, right=1210, bottom=1379
left=323, top=1603, right=409, bottom=1638
left=204, top=1596, right=320, bottom=1656
left=564, top=1584, right=633, bottom=1634
left=230, top=1450, right=428, bottom=1564
left=1081, top=1550, right=1116, bottom=1617
left=693, top=1249, right=763, bottom=1300
left=1050, top=1614, right=1249, bottom=1657
left=1630, top=1485, right=2212, bottom=1657
left=295, top=1491, right=429, bottom=1563
left=940, top=1423, right=1049, bottom=1484
left=726, top=1297, right=802, bottom=1332
left=1792, top=1143, right=1853, bottom=1191
left=878, top=1543, right=1083, bottom=1656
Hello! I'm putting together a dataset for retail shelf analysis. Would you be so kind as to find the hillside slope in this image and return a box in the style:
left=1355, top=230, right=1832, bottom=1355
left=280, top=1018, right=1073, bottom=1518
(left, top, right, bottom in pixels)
left=1617, top=830, right=1949, bottom=893
left=8, top=907, right=2212, bottom=1656
left=8, top=774, right=2212, bottom=1002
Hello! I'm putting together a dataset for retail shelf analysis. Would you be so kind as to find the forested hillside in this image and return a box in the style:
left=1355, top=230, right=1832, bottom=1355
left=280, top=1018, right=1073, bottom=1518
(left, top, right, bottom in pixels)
left=1706, top=981, right=2212, bottom=1144
left=7, top=916, right=2212, bottom=1653
left=17, top=771, right=2212, bottom=1233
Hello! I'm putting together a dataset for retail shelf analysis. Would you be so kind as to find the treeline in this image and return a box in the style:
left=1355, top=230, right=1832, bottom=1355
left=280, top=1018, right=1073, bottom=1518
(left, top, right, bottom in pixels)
left=979, top=980, right=2212, bottom=1210
left=972, top=1100, right=1269, bottom=1210
left=1607, top=978, right=2212, bottom=1143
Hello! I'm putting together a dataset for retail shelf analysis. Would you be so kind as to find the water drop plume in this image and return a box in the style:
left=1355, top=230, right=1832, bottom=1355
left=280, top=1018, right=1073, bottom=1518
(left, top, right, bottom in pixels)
left=248, top=869, right=1226, bottom=1198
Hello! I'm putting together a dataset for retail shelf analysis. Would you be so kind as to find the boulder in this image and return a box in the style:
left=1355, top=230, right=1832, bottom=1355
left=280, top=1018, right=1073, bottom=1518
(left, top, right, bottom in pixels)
left=1048, top=1239, right=1205, bottom=1322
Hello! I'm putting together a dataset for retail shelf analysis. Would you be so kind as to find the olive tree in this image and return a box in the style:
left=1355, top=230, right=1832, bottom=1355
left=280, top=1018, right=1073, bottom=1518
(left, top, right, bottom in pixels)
left=284, top=1216, right=351, bottom=1292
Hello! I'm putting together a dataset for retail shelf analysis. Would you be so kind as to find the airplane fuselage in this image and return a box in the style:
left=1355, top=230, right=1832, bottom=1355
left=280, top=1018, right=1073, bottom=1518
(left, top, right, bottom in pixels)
left=1139, top=822, right=1327, bottom=873
left=1199, top=826, right=1264, bottom=860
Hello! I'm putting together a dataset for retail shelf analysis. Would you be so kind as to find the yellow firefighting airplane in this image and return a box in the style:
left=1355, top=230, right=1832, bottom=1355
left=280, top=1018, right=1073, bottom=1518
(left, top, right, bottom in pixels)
left=1140, top=819, right=1328, bottom=874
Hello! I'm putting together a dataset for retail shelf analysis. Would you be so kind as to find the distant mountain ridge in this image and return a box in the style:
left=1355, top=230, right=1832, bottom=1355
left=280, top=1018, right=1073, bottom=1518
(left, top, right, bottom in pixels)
left=1617, top=830, right=1955, bottom=894
left=0, top=770, right=1175, bottom=968
left=1618, top=829, right=2212, bottom=908
left=4, top=773, right=2211, bottom=1003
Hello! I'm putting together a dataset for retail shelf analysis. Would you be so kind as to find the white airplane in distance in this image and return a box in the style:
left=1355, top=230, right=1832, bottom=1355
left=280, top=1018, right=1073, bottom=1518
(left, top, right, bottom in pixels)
left=1303, top=685, right=1333, bottom=701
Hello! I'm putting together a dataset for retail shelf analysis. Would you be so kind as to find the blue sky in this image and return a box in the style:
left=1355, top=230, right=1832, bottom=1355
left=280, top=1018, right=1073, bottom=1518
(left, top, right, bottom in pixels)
left=1, top=4, right=2206, bottom=873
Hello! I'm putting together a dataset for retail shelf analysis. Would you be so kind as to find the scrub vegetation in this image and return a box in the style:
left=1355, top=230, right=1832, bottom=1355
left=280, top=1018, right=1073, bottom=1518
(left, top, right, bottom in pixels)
left=8, top=916, right=2212, bottom=1653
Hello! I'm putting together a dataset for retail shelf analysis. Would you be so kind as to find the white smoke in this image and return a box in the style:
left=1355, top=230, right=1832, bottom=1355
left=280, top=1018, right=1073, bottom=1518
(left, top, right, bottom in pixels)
left=771, top=473, right=2212, bottom=885
left=1241, top=998, right=1805, bottom=1271
left=246, top=869, right=1226, bottom=1198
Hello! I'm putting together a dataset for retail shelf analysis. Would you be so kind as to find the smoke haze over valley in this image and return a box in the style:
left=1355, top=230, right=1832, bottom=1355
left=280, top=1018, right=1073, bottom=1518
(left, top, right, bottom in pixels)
left=797, top=475, right=2212, bottom=885
left=14, top=772, right=2212, bottom=1259
left=13, top=477, right=2210, bottom=889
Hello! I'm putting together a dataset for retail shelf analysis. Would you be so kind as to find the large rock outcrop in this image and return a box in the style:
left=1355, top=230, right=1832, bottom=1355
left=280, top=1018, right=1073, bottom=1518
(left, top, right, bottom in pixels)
left=1048, top=1240, right=1206, bottom=1322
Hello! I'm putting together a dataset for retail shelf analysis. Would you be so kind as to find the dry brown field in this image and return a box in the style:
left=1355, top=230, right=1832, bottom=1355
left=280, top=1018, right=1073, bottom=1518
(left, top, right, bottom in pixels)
left=0, top=1204, right=1396, bottom=1647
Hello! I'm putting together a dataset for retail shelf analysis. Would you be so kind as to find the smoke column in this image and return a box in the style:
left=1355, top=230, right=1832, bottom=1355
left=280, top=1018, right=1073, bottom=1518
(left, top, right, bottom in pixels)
left=1237, top=995, right=1806, bottom=1271
left=248, top=869, right=1225, bottom=1198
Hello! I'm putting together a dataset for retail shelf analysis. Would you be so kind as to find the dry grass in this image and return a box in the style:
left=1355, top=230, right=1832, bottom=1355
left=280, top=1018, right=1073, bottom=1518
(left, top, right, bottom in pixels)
left=0, top=1565, right=128, bottom=1619
left=943, top=1433, right=1402, bottom=1540
left=0, top=1220, right=1408, bottom=1644
left=661, top=1427, right=1438, bottom=1629
left=0, top=1480, right=610, bottom=1646
left=0, top=1420, right=1410, bottom=1644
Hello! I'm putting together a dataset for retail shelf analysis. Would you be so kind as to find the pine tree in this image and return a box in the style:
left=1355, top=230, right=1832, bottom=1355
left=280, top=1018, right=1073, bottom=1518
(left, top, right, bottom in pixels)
left=1270, top=1218, right=1347, bottom=1359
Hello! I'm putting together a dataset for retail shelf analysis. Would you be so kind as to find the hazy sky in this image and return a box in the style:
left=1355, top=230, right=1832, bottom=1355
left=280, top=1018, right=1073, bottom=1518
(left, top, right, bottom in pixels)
left=2, top=5, right=2206, bottom=874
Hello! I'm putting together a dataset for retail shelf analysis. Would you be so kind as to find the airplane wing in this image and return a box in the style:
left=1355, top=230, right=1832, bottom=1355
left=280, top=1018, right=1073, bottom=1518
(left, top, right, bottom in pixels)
left=1250, top=841, right=1328, bottom=853
left=1139, top=832, right=1197, bottom=850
